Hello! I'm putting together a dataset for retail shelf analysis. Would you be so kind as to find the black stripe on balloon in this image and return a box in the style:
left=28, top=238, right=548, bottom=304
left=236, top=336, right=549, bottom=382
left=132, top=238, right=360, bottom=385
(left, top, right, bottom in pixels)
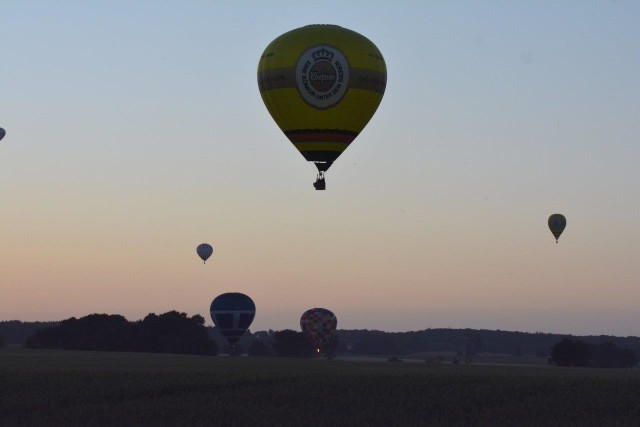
left=300, top=151, right=342, bottom=162
left=285, top=129, right=359, bottom=143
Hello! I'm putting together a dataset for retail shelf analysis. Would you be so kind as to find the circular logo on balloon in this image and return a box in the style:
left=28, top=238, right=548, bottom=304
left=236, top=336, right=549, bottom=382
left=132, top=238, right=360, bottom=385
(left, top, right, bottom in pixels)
left=295, top=45, right=350, bottom=109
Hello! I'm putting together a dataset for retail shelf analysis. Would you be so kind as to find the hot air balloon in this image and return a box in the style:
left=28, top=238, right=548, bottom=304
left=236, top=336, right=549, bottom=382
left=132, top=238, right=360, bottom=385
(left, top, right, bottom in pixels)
left=210, top=293, right=256, bottom=346
left=548, top=214, right=567, bottom=243
left=0, top=128, right=5, bottom=141
left=258, top=25, right=387, bottom=190
left=300, top=308, right=337, bottom=352
left=196, top=243, right=213, bottom=263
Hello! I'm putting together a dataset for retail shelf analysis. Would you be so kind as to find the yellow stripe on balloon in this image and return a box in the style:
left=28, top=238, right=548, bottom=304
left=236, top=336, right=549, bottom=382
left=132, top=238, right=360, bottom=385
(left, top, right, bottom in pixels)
left=260, top=88, right=383, bottom=132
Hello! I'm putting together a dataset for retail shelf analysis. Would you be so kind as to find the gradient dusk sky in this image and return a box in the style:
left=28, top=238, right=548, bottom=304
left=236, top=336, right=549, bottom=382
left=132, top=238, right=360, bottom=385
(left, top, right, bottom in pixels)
left=1, top=1, right=639, bottom=336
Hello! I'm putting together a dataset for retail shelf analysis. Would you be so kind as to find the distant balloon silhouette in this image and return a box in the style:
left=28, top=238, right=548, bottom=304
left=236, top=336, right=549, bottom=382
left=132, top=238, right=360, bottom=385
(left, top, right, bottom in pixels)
left=196, top=243, right=213, bottom=263
left=548, top=214, right=567, bottom=243
left=300, top=308, right=337, bottom=351
left=210, top=293, right=256, bottom=346
left=0, top=128, right=5, bottom=141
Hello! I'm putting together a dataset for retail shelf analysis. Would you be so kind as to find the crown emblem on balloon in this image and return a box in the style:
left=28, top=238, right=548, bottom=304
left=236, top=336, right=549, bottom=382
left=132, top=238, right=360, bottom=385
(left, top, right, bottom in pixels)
left=312, top=48, right=334, bottom=62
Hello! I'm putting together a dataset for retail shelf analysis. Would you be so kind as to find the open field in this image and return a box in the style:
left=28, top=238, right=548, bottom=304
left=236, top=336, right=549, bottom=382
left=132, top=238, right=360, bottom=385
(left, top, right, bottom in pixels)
left=341, top=352, right=549, bottom=366
left=1, top=349, right=640, bottom=426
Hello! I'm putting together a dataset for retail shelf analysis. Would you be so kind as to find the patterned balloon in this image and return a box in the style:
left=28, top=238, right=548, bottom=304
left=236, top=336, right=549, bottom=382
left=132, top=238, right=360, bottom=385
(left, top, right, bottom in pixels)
left=548, top=214, right=567, bottom=243
left=210, top=293, right=256, bottom=346
left=300, top=308, right=337, bottom=349
left=196, top=243, right=213, bottom=263
left=258, top=24, right=387, bottom=189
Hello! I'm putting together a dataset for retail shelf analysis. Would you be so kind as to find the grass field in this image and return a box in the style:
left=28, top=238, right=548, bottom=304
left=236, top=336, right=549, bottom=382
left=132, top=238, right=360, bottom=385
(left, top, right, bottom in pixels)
left=1, top=349, right=640, bottom=426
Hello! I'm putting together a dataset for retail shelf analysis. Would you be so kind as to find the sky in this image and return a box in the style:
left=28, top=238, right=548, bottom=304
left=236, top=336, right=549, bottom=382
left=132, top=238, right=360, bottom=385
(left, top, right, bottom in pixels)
left=1, top=1, right=639, bottom=336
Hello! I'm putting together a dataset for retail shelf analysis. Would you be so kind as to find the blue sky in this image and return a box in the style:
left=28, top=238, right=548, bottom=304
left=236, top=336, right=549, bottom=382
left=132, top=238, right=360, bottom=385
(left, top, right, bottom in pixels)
left=1, top=1, right=639, bottom=335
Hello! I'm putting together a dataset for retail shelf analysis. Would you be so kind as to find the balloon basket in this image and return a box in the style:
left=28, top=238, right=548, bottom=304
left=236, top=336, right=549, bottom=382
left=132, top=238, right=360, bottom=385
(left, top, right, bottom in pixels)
left=313, top=172, right=326, bottom=191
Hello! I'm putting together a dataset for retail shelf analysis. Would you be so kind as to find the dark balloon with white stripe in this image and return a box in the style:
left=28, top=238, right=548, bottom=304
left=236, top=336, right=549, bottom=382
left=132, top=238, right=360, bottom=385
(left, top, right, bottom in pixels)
left=196, top=243, right=213, bottom=263
left=210, top=293, right=256, bottom=346
left=0, top=128, right=5, bottom=141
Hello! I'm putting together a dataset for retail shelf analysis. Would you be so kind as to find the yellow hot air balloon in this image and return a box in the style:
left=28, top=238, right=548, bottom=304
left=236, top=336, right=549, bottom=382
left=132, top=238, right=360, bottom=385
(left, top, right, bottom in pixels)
left=257, top=25, right=387, bottom=190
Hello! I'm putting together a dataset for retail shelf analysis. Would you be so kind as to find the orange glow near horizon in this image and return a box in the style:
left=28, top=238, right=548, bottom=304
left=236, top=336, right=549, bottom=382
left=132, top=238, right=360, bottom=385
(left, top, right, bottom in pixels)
left=1, top=1, right=639, bottom=337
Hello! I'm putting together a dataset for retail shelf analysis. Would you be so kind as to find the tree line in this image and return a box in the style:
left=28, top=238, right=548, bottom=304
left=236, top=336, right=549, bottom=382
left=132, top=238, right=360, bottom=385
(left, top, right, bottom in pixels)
left=14, top=313, right=320, bottom=358
left=337, top=328, right=640, bottom=358
left=3, top=317, right=639, bottom=367
left=0, top=320, right=60, bottom=346
left=550, top=338, right=638, bottom=368
left=24, top=312, right=217, bottom=355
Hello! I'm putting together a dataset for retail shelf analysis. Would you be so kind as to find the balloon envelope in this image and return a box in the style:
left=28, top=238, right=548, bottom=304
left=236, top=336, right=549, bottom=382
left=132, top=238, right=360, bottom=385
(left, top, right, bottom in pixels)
left=210, top=293, right=256, bottom=346
left=300, top=308, right=337, bottom=349
left=196, top=243, right=213, bottom=263
left=0, top=128, right=5, bottom=141
left=258, top=25, right=386, bottom=177
left=548, top=214, right=567, bottom=242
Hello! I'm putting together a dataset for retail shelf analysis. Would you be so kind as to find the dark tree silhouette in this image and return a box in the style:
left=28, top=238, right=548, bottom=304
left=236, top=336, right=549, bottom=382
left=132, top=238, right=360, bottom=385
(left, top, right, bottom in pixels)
left=0, top=321, right=60, bottom=346
left=550, top=339, right=637, bottom=368
left=26, top=314, right=131, bottom=351
left=25, top=327, right=61, bottom=349
left=617, top=348, right=639, bottom=368
left=551, top=338, right=591, bottom=367
left=0, top=335, right=5, bottom=348
left=322, top=335, right=339, bottom=359
left=224, top=344, right=244, bottom=356
left=589, top=342, right=638, bottom=368
left=18, top=321, right=640, bottom=362
left=465, top=333, right=483, bottom=364
left=352, top=332, right=405, bottom=356
left=25, top=311, right=217, bottom=356
left=248, top=340, right=273, bottom=357
left=133, top=311, right=217, bottom=355
left=272, top=330, right=314, bottom=357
